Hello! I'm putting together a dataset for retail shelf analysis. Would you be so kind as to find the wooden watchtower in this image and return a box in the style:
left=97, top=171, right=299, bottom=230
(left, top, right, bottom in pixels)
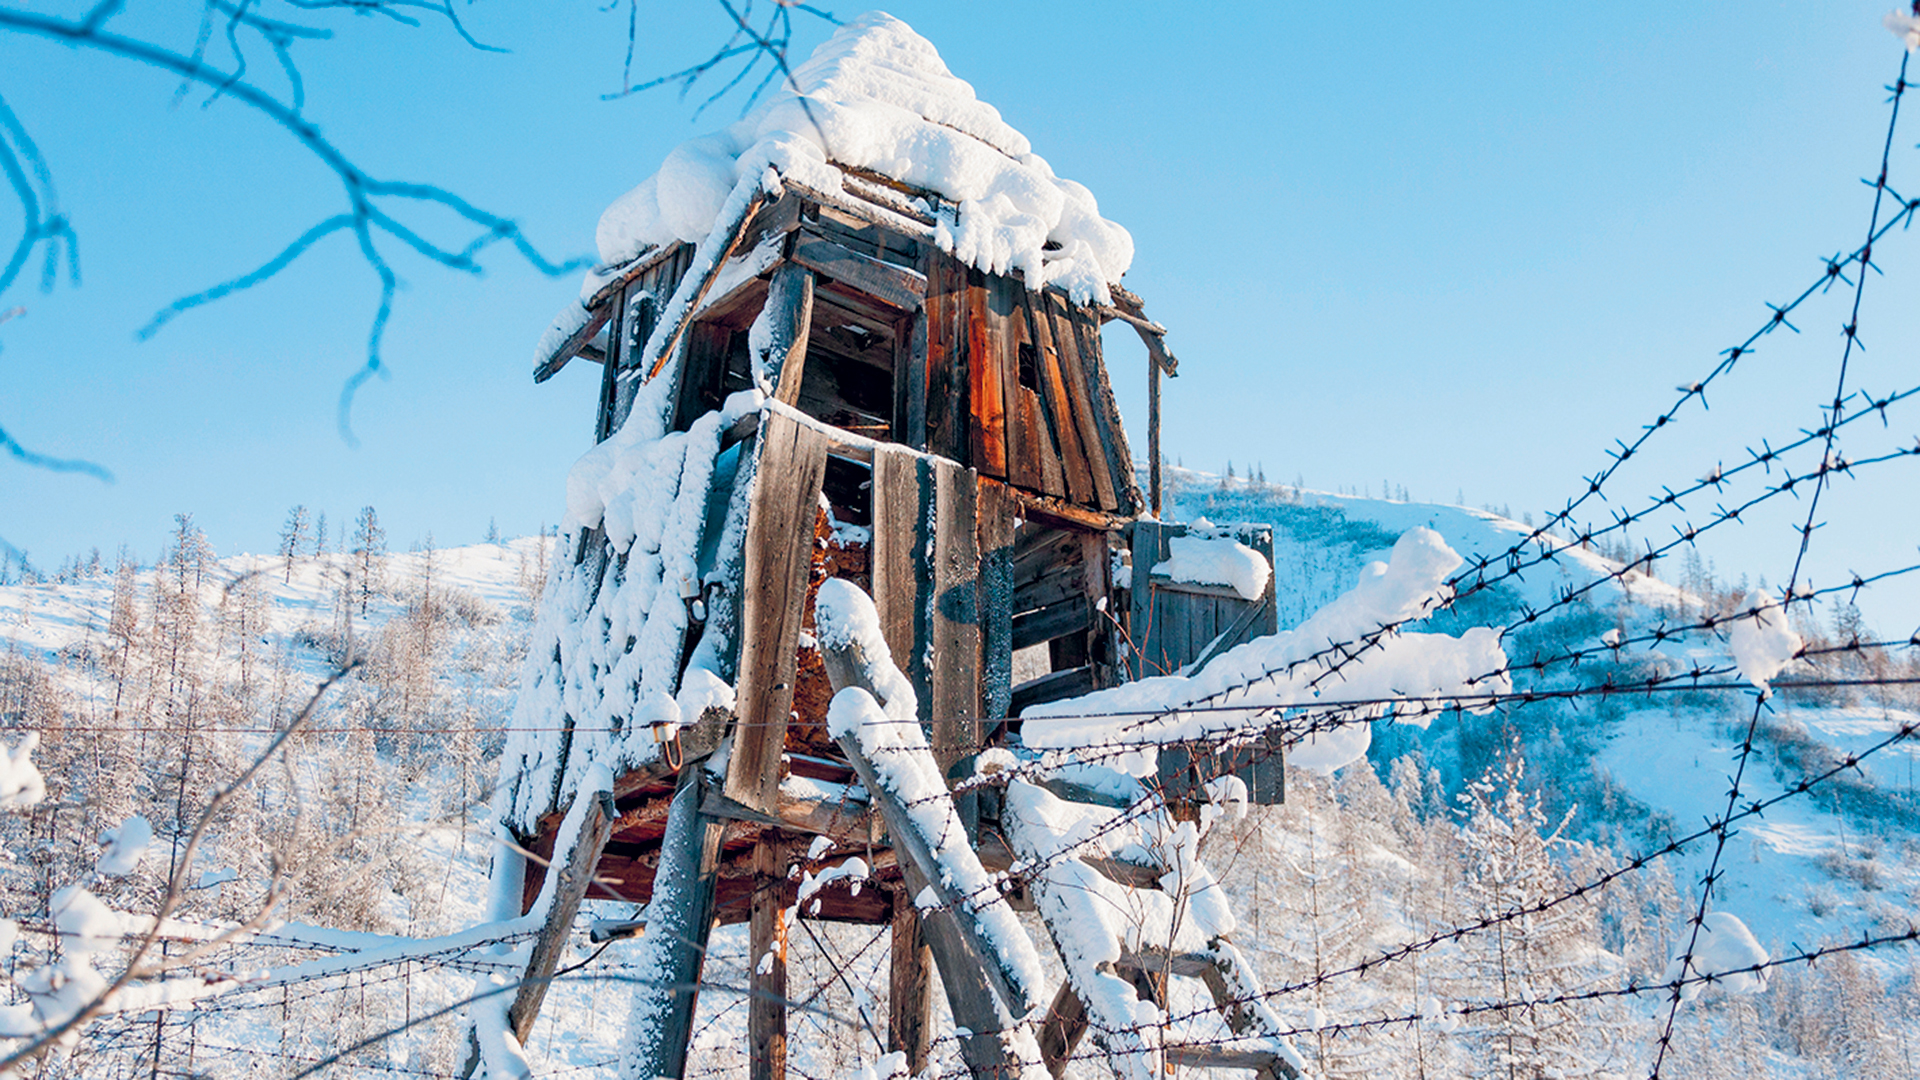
left=485, top=16, right=1296, bottom=1080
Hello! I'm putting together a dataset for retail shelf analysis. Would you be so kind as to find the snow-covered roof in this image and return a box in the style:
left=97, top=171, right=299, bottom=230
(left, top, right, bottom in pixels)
left=590, top=11, right=1133, bottom=305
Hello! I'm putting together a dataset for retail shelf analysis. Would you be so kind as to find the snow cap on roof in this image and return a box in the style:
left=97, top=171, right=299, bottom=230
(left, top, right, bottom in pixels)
left=593, top=11, right=1132, bottom=303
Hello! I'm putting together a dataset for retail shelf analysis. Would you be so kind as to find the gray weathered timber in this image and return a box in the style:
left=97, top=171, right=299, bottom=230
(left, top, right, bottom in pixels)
left=927, top=457, right=981, bottom=777
left=724, top=412, right=830, bottom=812
left=749, top=840, right=788, bottom=1080
left=869, top=444, right=926, bottom=672
left=507, top=790, right=613, bottom=1045
left=888, top=887, right=933, bottom=1074
left=819, top=628, right=1036, bottom=1078
left=791, top=229, right=927, bottom=312
left=625, top=765, right=726, bottom=1080
left=975, top=479, right=1017, bottom=732
left=757, top=262, right=816, bottom=404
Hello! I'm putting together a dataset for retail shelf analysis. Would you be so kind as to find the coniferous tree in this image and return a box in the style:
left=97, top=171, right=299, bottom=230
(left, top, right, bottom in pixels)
left=314, top=510, right=330, bottom=556
left=352, top=506, right=386, bottom=616
left=278, top=505, right=311, bottom=583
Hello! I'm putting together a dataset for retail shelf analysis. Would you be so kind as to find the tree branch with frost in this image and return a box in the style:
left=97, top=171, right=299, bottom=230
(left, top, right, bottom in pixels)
left=0, top=2, right=586, bottom=445
left=604, top=0, right=834, bottom=122
left=0, top=658, right=358, bottom=1073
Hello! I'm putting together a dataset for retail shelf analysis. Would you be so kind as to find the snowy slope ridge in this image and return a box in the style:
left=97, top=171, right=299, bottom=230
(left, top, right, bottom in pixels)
left=1161, top=469, right=1919, bottom=967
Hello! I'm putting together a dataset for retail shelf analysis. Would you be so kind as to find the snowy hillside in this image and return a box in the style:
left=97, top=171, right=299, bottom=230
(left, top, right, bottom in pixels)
left=1163, top=467, right=1920, bottom=1035
left=0, top=499, right=1914, bottom=1077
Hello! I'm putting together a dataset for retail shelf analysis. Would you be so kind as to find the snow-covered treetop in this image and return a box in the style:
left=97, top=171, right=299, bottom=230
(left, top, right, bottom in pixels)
left=592, top=11, right=1134, bottom=303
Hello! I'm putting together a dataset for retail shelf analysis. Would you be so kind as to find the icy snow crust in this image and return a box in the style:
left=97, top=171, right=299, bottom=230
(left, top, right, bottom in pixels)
left=1024, top=527, right=1509, bottom=776
left=539, top=9, right=1132, bottom=367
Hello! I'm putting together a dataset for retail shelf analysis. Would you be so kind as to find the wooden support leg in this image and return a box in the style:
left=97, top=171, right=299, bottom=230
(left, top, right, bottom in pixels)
left=1037, top=982, right=1087, bottom=1078
left=509, top=789, right=614, bottom=1045
left=749, top=840, right=789, bottom=1080
left=887, top=887, right=932, bottom=1074
left=626, top=765, right=726, bottom=1080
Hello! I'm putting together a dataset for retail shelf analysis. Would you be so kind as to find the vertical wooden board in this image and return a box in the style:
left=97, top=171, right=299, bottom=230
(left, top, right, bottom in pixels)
left=1127, top=521, right=1157, bottom=682
left=928, top=458, right=981, bottom=775
left=966, top=268, right=1007, bottom=479
left=921, top=252, right=969, bottom=465
left=750, top=840, right=789, bottom=1080
left=888, top=887, right=933, bottom=1074
left=897, top=309, right=929, bottom=451
left=1043, top=293, right=1117, bottom=510
left=1249, top=526, right=1280, bottom=639
left=1027, top=294, right=1096, bottom=507
left=761, top=262, right=816, bottom=405
left=975, top=478, right=1017, bottom=732
left=1070, top=308, right=1144, bottom=514
left=870, top=445, right=927, bottom=675
left=1076, top=530, right=1110, bottom=690
left=726, top=411, right=830, bottom=812
left=993, top=277, right=1044, bottom=493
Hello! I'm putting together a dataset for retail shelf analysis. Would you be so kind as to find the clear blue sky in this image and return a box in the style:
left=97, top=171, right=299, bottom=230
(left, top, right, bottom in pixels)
left=3, top=2, right=1917, bottom=629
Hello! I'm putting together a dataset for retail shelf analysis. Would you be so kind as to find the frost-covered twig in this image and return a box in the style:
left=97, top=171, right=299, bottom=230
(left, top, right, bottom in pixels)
left=0, top=658, right=358, bottom=1073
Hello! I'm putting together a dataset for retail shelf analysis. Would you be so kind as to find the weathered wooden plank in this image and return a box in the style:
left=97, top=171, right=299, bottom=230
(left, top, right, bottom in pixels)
left=975, top=478, right=1017, bottom=732
left=993, top=276, right=1047, bottom=494
left=869, top=445, right=926, bottom=677
left=1012, top=595, right=1090, bottom=651
left=928, top=458, right=980, bottom=776
left=966, top=268, right=1007, bottom=479
left=1043, top=292, right=1117, bottom=510
left=592, top=288, right=627, bottom=441
left=1069, top=305, right=1144, bottom=514
left=1027, top=295, right=1095, bottom=507
left=507, top=789, right=613, bottom=1045
left=791, top=229, right=926, bottom=311
left=1039, top=981, right=1088, bottom=1078
left=921, top=250, right=969, bottom=465
left=726, top=411, right=831, bottom=812
left=1128, top=521, right=1170, bottom=681
left=779, top=173, right=940, bottom=246
left=818, top=628, right=1035, bottom=1077
left=750, top=840, right=789, bottom=1080
left=888, top=887, right=933, bottom=1075
left=1010, top=665, right=1094, bottom=714
left=899, top=307, right=929, bottom=451
left=534, top=302, right=612, bottom=384
left=756, top=262, right=815, bottom=404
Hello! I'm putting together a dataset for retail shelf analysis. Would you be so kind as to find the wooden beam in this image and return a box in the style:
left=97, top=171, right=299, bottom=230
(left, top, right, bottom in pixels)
left=725, top=411, right=832, bottom=813
left=749, top=840, right=789, bottom=1080
left=792, top=229, right=926, bottom=312
left=869, top=445, right=926, bottom=675
left=641, top=193, right=767, bottom=385
left=623, top=767, right=727, bottom=1080
left=1038, top=981, right=1087, bottom=1078
left=756, top=261, right=815, bottom=404
left=507, top=789, right=613, bottom=1045
left=819, top=625, right=1035, bottom=1077
left=780, top=174, right=939, bottom=245
left=928, top=457, right=981, bottom=778
left=887, top=886, right=933, bottom=1075
left=533, top=302, right=612, bottom=384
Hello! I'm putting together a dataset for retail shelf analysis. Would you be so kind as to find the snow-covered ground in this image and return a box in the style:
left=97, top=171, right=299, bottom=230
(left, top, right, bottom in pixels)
left=1, top=486, right=1913, bottom=1076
